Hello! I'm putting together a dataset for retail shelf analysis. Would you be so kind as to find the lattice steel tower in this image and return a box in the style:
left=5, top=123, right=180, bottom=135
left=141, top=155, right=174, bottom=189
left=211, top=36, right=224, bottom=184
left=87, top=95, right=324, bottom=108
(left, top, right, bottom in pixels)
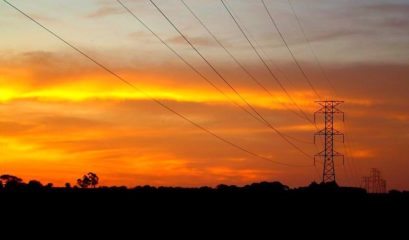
left=314, top=101, right=344, bottom=183
left=361, top=168, right=387, bottom=193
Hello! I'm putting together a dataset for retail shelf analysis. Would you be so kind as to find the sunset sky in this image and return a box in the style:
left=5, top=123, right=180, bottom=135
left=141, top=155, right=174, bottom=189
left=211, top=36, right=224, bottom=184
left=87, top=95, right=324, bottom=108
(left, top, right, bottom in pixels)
left=0, top=0, right=408, bottom=189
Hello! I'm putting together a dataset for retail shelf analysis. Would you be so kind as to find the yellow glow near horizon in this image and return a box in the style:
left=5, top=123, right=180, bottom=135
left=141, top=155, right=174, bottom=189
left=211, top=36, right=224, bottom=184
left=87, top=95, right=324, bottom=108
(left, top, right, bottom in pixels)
left=0, top=72, right=317, bottom=111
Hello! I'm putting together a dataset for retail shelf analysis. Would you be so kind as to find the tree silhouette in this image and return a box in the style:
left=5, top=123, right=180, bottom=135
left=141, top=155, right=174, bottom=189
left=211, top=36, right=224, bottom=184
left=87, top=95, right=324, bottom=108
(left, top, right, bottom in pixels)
left=0, top=174, right=23, bottom=189
left=28, top=180, right=43, bottom=189
left=77, top=175, right=91, bottom=188
left=77, top=172, right=99, bottom=188
left=87, top=172, right=99, bottom=188
left=0, top=174, right=22, bottom=184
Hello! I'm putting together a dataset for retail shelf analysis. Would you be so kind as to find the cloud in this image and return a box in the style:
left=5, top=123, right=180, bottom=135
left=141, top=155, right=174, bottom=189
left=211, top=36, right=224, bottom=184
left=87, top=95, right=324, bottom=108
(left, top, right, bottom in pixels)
left=0, top=97, right=293, bottom=187
left=167, top=35, right=215, bottom=46
left=364, top=3, right=409, bottom=14
left=302, top=29, right=372, bottom=44
left=86, top=6, right=123, bottom=18
left=351, top=3, right=409, bottom=30
left=1, top=49, right=409, bottom=188
left=365, top=3, right=409, bottom=29
left=0, top=51, right=96, bottom=86
left=382, top=18, right=409, bottom=28
left=30, top=13, right=60, bottom=23
left=0, top=121, right=35, bottom=136
left=350, top=149, right=374, bottom=159
left=128, top=31, right=151, bottom=41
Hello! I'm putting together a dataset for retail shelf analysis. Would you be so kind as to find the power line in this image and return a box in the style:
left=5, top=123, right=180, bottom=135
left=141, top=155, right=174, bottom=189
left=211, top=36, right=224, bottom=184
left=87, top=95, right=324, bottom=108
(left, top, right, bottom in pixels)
left=118, top=1, right=314, bottom=161
left=2, top=0, right=311, bottom=167
left=115, top=0, right=245, bottom=115
left=287, top=0, right=336, bottom=97
left=148, top=0, right=313, bottom=159
left=220, top=0, right=314, bottom=125
left=180, top=0, right=308, bottom=123
left=148, top=0, right=256, bottom=116
left=222, top=3, right=317, bottom=125
left=224, top=2, right=322, bottom=135
left=223, top=2, right=308, bottom=105
left=222, top=2, right=320, bottom=132
left=117, top=0, right=269, bottom=129
left=117, top=0, right=301, bottom=147
left=261, top=0, right=321, bottom=100
left=180, top=0, right=315, bottom=145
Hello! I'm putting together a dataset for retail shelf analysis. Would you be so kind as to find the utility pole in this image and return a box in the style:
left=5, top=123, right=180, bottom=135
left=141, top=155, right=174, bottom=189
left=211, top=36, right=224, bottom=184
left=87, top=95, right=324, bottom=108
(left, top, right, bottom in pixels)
left=314, top=101, right=344, bottom=183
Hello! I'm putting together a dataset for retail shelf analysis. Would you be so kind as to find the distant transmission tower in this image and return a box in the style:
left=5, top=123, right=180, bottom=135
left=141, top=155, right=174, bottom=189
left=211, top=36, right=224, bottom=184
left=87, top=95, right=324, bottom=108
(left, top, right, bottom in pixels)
left=361, top=168, right=387, bottom=193
left=314, top=101, right=344, bottom=183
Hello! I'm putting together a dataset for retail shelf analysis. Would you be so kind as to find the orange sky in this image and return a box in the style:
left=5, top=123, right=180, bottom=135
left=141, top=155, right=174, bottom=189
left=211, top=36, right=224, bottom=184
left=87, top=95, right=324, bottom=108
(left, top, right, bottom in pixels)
left=0, top=0, right=408, bottom=189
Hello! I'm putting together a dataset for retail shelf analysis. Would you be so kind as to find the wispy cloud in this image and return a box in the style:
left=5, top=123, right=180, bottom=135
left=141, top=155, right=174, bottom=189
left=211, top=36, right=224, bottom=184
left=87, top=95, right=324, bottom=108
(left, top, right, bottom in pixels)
left=30, top=13, right=59, bottom=22
left=86, top=6, right=123, bottom=18
left=301, top=29, right=371, bottom=44
left=167, top=35, right=215, bottom=47
left=364, top=3, right=409, bottom=14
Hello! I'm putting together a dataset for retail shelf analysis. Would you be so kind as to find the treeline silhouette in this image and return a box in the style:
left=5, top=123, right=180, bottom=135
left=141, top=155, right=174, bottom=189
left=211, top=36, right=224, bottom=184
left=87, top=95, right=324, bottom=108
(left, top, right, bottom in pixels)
left=0, top=173, right=407, bottom=238
left=0, top=173, right=407, bottom=196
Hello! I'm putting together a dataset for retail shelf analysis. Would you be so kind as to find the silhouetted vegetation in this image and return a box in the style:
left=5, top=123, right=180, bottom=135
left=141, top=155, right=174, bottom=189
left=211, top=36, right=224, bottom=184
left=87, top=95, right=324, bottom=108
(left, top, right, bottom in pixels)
left=0, top=174, right=404, bottom=196
left=0, top=174, right=23, bottom=189
left=0, top=174, right=407, bottom=238
left=28, top=180, right=43, bottom=189
left=77, top=172, right=99, bottom=188
left=0, top=174, right=403, bottom=198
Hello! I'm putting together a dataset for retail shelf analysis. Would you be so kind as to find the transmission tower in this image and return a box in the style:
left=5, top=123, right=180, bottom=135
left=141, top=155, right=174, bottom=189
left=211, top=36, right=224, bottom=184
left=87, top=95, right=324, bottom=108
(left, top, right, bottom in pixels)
left=361, top=168, right=387, bottom=193
left=314, top=101, right=344, bottom=183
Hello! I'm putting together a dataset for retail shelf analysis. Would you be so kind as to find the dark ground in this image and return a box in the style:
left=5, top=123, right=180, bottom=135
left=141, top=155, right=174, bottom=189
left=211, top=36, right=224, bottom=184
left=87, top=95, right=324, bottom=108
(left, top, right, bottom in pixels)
left=0, top=181, right=408, bottom=238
